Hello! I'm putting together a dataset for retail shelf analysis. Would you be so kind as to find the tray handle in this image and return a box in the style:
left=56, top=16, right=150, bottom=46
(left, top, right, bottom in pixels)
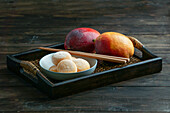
left=20, top=61, right=52, bottom=86
left=20, top=61, right=39, bottom=84
left=128, top=36, right=156, bottom=59
left=128, top=36, right=144, bottom=51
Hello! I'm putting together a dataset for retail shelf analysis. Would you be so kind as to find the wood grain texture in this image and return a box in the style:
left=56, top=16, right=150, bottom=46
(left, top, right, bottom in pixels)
left=0, top=0, right=170, bottom=112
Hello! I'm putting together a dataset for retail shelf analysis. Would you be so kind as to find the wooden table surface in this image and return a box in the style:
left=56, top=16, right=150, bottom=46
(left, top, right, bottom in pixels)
left=0, top=0, right=170, bottom=112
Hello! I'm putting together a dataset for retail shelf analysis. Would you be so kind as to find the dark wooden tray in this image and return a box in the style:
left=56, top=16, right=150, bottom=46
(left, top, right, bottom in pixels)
left=6, top=37, right=162, bottom=99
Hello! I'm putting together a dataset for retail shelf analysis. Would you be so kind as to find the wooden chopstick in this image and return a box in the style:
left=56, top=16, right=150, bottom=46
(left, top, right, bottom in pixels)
left=38, top=47, right=130, bottom=63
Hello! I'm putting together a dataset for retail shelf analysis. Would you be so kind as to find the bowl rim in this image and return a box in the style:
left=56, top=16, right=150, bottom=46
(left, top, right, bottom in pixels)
left=39, top=53, right=98, bottom=75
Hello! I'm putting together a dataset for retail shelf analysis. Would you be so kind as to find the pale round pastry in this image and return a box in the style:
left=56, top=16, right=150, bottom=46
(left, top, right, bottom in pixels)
left=71, top=57, right=77, bottom=60
left=52, top=51, right=72, bottom=65
left=72, top=58, right=90, bottom=72
left=56, top=59, right=77, bottom=73
left=49, top=65, right=58, bottom=72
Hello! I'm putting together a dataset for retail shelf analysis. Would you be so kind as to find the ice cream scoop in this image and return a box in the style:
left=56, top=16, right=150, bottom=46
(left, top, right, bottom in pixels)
left=72, top=58, right=90, bottom=72
left=56, top=59, right=77, bottom=73
left=49, top=65, right=58, bottom=72
left=52, top=51, right=72, bottom=65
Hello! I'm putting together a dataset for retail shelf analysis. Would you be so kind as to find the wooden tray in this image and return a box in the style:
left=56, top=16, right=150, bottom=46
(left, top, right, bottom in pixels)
left=6, top=37, right=162, bottom=99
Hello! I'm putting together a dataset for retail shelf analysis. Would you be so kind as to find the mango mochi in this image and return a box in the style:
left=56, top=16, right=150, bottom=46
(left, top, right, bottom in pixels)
left=56, top=59, right=77, bottom=73
left=50, top=51, right=90, bottom=73
left=52, top=51, right=72, bottom=65
left=72, top=58, right=90, bottom=72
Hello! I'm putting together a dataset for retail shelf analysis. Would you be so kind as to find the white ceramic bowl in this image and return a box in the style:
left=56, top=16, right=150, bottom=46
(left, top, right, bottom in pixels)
left=39, top=53, right=97, bottom=80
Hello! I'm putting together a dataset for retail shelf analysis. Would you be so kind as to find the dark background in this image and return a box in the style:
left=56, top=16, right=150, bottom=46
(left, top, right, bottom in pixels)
left=0, top=0, right=170, bottom=112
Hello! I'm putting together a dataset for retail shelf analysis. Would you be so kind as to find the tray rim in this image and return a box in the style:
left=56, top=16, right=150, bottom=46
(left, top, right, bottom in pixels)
left=7, top=43, right=162, bottom=86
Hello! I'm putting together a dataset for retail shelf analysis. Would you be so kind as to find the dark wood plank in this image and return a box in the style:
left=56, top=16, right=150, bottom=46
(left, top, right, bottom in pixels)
left=1, top=86, right=170, bottom=112
left=0, top=0, right=169, bottom=16
left=0, top=0, right=169, bottom=36
left=1, top=25, right=169, bottom=35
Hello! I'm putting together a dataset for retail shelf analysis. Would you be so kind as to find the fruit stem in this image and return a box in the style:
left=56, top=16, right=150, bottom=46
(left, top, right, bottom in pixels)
left=92, top=39, right=96, bottom=43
